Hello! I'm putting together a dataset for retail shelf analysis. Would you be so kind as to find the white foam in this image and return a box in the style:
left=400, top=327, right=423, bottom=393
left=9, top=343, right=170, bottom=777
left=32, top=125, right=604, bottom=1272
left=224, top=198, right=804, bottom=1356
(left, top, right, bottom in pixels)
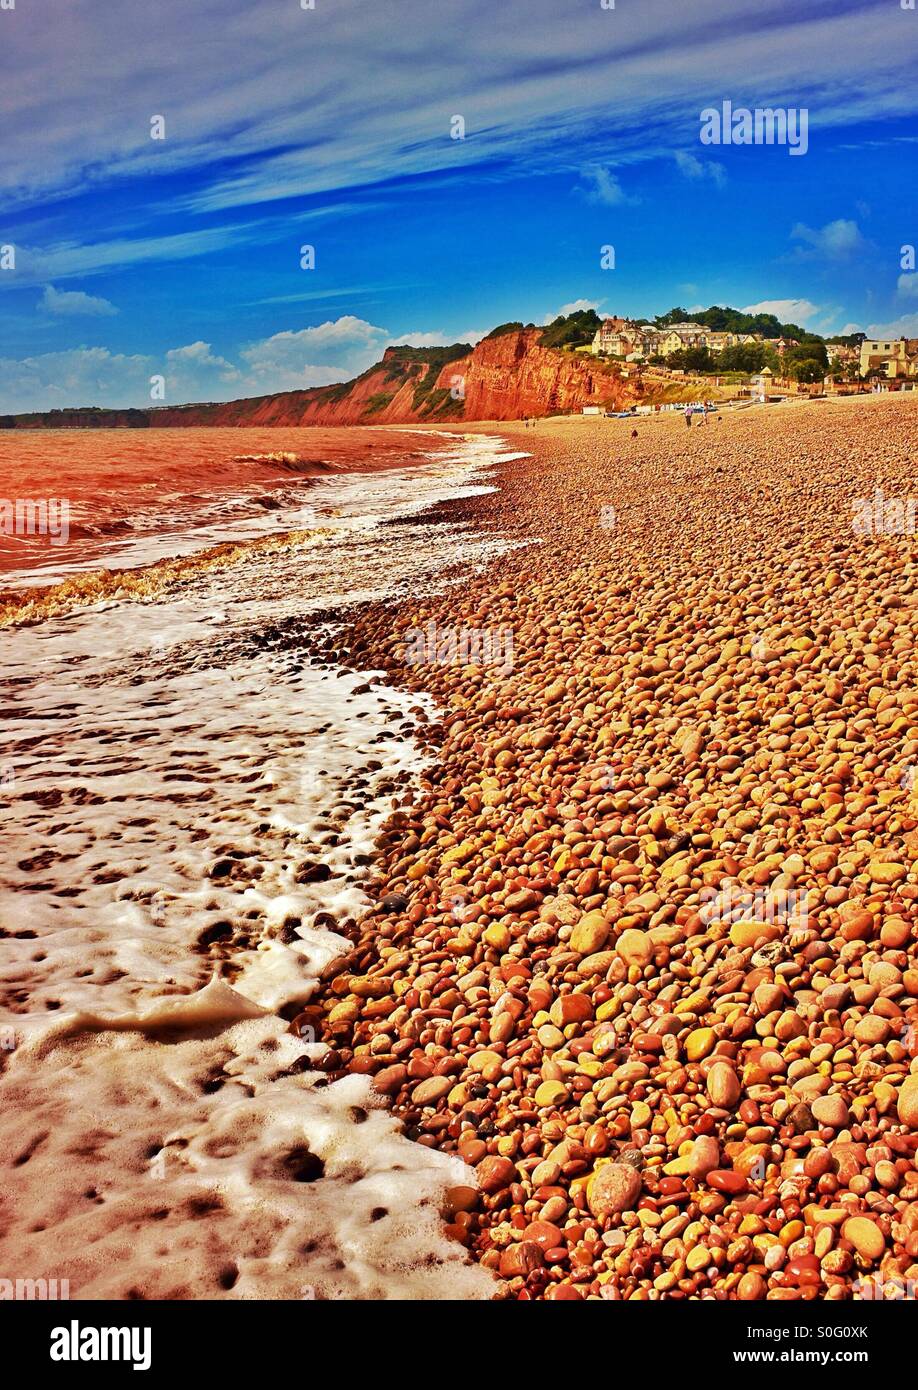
left=0, top=434, right=526, bottom=1300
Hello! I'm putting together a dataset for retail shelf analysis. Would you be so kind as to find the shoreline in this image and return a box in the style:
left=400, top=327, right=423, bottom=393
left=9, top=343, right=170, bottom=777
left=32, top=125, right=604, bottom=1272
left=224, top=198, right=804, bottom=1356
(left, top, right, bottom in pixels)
left=0, top=427, right=497, bottom=625
left=0, top=432, right=523, bottom=1300
left=311, top=394, right=918, bottom=1300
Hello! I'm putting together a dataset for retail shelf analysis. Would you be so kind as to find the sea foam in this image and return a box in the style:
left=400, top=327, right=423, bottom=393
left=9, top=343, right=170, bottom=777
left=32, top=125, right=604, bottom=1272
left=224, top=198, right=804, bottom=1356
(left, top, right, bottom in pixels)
left=0, top=434, right=526, bottom=1299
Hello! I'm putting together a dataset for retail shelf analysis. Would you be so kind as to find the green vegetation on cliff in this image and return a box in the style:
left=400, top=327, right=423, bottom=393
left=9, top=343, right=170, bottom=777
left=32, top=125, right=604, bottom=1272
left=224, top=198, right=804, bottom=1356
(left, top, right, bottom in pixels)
left=539, top=309, right=602, bottom=349
left=482, top=322, right=524, bottom=340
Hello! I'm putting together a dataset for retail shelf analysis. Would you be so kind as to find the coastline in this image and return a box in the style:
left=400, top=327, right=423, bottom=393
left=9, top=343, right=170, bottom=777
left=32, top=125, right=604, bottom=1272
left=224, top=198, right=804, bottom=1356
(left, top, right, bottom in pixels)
left=312, top=394, right=918, bottom=1300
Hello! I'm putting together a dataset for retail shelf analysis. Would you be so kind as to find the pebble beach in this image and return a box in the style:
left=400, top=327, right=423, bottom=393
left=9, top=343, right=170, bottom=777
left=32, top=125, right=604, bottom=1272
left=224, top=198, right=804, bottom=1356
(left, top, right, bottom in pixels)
left=308, top=394, right=918, bottom=1301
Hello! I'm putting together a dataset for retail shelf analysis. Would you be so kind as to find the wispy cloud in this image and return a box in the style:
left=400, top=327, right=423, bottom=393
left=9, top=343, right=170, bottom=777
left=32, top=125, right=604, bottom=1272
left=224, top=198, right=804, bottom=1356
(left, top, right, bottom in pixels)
left=4, top=0, right=914, bottom=217
left=578, top=168, right=638, bottom=207
left=252, top=284, right=416, bottom=308
left=790, top=218, right=866, bottom=260
left=674, top=151, right=726, bottom=187
left=39, top=284, right=118, bottom=317
left=0, top=226, right=258, bottom=289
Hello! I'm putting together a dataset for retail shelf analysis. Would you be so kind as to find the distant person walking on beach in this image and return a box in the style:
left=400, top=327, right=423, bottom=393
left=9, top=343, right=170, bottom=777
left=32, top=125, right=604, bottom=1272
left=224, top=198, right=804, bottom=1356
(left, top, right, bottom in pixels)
left=684, top=405, right=693, bottom=428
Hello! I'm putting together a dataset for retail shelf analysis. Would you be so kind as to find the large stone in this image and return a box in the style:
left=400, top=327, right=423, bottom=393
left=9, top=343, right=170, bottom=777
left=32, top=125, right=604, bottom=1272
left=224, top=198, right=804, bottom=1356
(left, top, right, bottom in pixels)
left=706, top=1061, right=741, bottom=1109
left=688, top=1135, right=721, bottom=1180
left=411, top=1075, right=452, bottom=1106
left=842, top=1217, right=885, bottom=1262
left=499, top=1241, right=544, bottom=1278
left=483, top=922, right=511, bottom=951
left=897, top=1074, right=918, bottom=1128
left=476, top=1155, right=516, bottom=1194
left=811, top=1094, right=849, bottom=1128
left=587, top=1163, right=642, bottom=1219
left=550, top=993, right=593, bottom=1027
left=372, top=1064, right=407, bottom=1095
left=685, top=1027, right=716, bottom=1061
left=730, top=921, right=780, bottom=950
left=570, top=910, right=610, bottom=955
left=534, top=1079, right=569, bottom=1108
left=616, top=928, right=653, bottom=968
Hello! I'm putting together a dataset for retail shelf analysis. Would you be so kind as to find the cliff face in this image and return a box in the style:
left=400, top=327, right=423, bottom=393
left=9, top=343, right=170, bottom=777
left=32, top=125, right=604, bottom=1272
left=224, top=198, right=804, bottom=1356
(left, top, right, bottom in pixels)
left=1, top=330, right=639, bottom=429
left=436, top=329, right=636, bottom=419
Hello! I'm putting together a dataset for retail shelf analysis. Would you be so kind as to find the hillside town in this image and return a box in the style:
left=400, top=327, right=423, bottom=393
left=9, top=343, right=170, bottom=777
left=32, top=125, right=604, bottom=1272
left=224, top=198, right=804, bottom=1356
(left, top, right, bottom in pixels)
left=590, top=315, right=918, bottom=381
left=592, top=316, right=766, bottom=360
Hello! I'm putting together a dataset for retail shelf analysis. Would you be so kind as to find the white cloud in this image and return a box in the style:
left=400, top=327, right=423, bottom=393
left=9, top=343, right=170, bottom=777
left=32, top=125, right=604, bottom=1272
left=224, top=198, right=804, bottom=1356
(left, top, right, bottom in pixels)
left=866, top=314, right=918, bottom=339
left=543, top=299, right=602, bottom=325
left=39, top=284, right=118, bottom=317
left=0, top=340, right=260, bottom=413
left=386, top=329, right=483, bottom=347
left=240, top=316, right=393, bottom=391
left=1, top=316, right=491, bottom=412
left=386, top=331, right=450, bottom=349
left=674, top=151, right=726, bottom=187
left=0, top=347, right=154, bottom=414
left=578, top=167, right=637, bottom=207
left=0, top=342, right=247, bottom=413
left=897, top=274, right=918, bottom=300
left=742, top=299, right=822, bottom=327
left=164, top=342, right=242, bottom=398
left=790, top=219, right=866, bottom=260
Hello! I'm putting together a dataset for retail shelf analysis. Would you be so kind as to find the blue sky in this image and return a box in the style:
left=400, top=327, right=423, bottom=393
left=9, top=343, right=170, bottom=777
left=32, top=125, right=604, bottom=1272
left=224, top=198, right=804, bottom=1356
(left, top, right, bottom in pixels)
left=1, top=0, right=916, bottom=411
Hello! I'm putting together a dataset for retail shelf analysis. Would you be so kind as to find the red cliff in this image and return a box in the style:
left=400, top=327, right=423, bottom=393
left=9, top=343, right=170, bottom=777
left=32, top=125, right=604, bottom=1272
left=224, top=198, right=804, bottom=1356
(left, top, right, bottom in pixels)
left=434, top=328, right=636, bottom=419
